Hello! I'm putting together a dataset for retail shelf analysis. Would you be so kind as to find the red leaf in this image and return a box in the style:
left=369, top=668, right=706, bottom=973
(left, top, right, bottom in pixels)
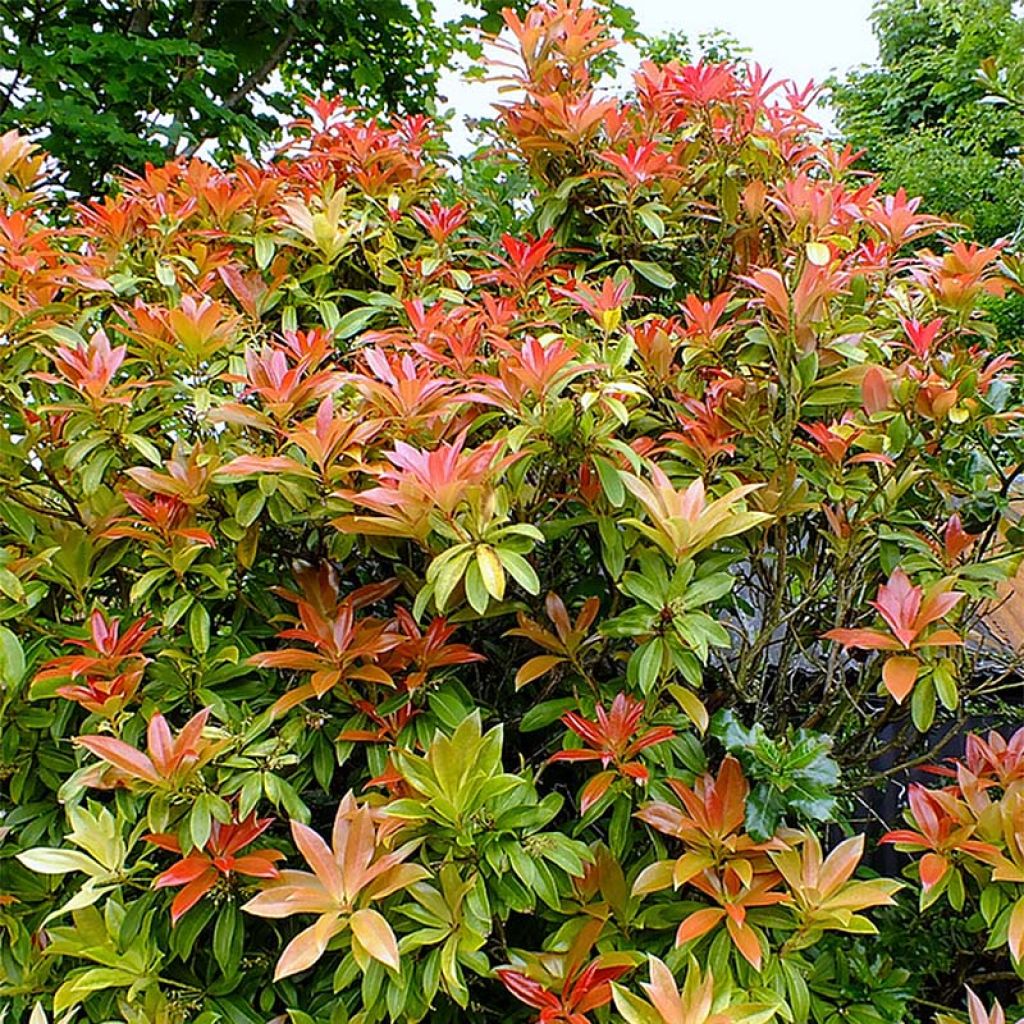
left=154, top=854, right=213, bottom=889
left=169, top=870, right=218, bottom=923
left=496, top=969, right=559, bottom=1011
left=549, top=749, right=604, bottom=763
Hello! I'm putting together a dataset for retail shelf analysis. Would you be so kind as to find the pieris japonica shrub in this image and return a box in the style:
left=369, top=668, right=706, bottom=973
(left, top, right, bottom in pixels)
left=2, top=2, right=1024, bottom=1023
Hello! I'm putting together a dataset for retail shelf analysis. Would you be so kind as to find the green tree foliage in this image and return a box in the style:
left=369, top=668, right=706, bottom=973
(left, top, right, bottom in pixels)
left=830, top=0, right=1024, bottom=246
left=640, top=28, right=749, bottom=67
left=0, top=0, right=512, bottom=195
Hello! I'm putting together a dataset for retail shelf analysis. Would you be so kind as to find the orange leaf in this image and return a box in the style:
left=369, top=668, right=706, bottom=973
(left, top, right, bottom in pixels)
left=919, top=852, right=949, bottom=889
left=218, top=455, right=312, bottom=477
left=291, top=820, right=343, bottom=898
left=862, top=365, right=891, bottom=415
left=348, top=665, right=394, bottom=686
left=515, top=655, right=565, bottom=690
left=274, top=913, right=342, bottom=980
left=818, top=834, right=865, bottom=895
left=580, top=770, right=615, bottom=814
left=726, top=917, right=763, bottom=970
left=917, top=628, right=963, bottom=647
left=1009, top=897, right=1024, bottom=962
left=74, top=735, right=161, bottom=785
left=350, top=907, right=400, bottom=970
left=676, top=906, right=724, bottom=946
left=883, top=655, right=920, bottom=703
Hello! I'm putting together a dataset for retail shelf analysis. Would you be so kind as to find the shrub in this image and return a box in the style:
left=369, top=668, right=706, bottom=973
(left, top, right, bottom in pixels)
left=1, top=2, right=1024, bottom=1022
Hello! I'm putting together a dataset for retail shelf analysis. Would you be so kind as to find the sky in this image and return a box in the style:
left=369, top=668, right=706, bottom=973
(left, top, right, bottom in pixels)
left=434, top=0, right=880, bottom=152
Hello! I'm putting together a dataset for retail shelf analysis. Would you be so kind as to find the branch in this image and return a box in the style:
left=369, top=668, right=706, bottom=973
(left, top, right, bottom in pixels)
left=180, top=0, right=309, bottom=158
left=222, top=0, right=309, bottom=111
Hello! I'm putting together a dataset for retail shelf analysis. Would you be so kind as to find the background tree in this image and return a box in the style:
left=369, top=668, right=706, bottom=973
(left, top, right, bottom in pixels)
left=0, top=0, right=517, bottom=196
left=639, top=27, right=749, bottom=67
left=829, top=0, right=1024, bottom=247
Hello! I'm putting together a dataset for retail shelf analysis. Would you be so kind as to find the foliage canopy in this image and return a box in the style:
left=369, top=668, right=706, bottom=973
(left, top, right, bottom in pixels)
left=830, top=0, right=1024, bottom=246
left=2, top=2, right=1024, bottom=1023
left=0, top=0, right=513, bottom=195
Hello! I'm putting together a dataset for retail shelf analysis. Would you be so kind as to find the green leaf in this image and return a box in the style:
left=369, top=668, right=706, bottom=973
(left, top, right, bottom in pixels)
left=684, top=572, right=735, bottom=607
left=910, top=676, right=936, bottom=733
left=254, top=235, right=275, bottom=269
left=608, top=794, right=632, bottom=859
left=629, top=259, right=677, bottom=289
left=668, top=684, right=709, bottom=733
left=17, top=848, right=100, bottom=876
left=598, top=517, right=626, bottom=580
left=593, top=455, right=625, bottom=507
left=189, top=798, right=212, bottom=851
left=632, top=638, right=663, bottom=693
left=0, top=626, right=25, bottom=688
left=621, top=570, right=663, bottom=610
left=612, top=981, right=660, bottom=1024
left=189, top=603, right=211, bottom=655
left=497, top=548, right=540, bottom=594
left=636, top=204, right=665, bottom=239
left=463, top=559, right=490, bottom=614
left=125, top=434, right=162, bottom=464
left=336, top=306, right=382, bottom=339
left=235, top=490, right=265, bottom=527
left=431, top=548, right=473, bottom=611
left=745, top=785, right=785, bottom=841
left=213, top=903, right=242, bottom=978
left=55, top=967, right=143, bottom=1012
left=519, top=698, right=577, bottom=732
left=43, top=325, right=87, bottom=348
left=710, top=709, right=752, bottom=750
left=131, top=568, right=170, bottom=604
left=782, top=958, right=811, bottom=1024
left=933, top=659, right=959, bottom=711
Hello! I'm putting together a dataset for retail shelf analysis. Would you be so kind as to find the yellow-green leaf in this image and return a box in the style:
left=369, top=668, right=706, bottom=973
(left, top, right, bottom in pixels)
left=475, top=545, right=506, bottom=600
